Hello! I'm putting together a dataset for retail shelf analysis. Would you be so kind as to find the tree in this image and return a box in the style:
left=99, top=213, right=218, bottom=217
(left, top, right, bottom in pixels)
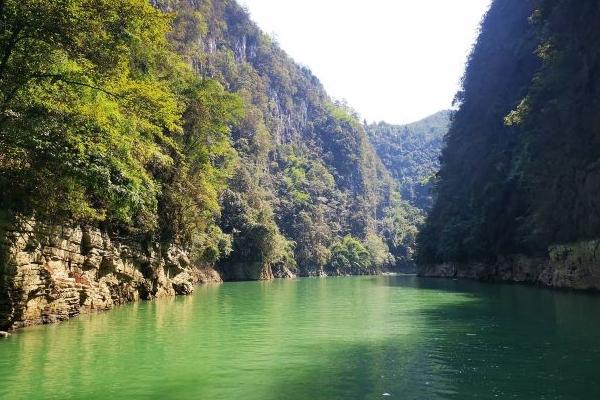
left=0, top=0, right=181, bottom=227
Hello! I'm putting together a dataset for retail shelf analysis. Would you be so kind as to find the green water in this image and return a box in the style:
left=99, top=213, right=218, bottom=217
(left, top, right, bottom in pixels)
left=1, top=276, right=600, bottom=399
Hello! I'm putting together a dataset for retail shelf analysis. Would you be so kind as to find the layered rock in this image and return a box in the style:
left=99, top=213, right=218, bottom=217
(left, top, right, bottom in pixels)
left=418, top=240, right=600, bottom=291
left=323, top=265, right=379, bottom=278
left=0, top=218, right=222, bottom=331
left=271, top=264, right=297, bottom=279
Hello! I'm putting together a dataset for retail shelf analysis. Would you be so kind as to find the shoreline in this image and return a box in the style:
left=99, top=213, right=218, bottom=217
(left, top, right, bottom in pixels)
left=1, top=271, right=400, bottom=333
left=418, top=240, right=600, bottom=292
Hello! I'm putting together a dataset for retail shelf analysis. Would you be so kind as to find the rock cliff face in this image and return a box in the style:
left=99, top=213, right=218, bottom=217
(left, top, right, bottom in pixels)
left=0, top=215, right=385, bottom=331
left=418, top=240, right=600, bottom=291
left=0, top=219, right=222, bottom=331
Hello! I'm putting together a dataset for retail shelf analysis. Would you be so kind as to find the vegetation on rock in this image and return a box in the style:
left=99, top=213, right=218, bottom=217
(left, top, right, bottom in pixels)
left=0, top=0, right=246, bottom=268
left=418, top=0, right=600, bottom=265
left=367, top=110, right=451, bottom=210
left=0, top=0, right=423, bottom=278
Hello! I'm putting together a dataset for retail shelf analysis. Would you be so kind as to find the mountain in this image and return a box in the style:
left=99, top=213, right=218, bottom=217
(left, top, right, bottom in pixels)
left=418, top=0, right=600, bottom=290
left=158, top=0, right=425, bottom=277
left=367, top=110, right=451, bottom=210
left=0, top=0, right=422, bottom=329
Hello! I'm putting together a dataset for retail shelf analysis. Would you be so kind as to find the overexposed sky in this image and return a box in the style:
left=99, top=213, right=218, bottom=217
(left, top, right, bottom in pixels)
left=239, top=0, right=491, bottom=124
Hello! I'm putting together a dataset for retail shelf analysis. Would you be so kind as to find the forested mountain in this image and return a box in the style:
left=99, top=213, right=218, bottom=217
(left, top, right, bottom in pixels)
left=367, top=110, right=451, bottom=210
left=0, top=0, right=421, bottom=284
left=157, top=0, right=424, bottom=275
left=418, top=0, right=600, bottom=265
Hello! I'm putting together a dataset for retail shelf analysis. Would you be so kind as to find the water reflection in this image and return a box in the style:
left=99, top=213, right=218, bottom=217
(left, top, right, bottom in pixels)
left=0, top=276, right=599, bottom=399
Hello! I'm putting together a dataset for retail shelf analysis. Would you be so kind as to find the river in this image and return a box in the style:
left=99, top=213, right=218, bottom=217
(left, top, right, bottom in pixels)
left=1, top=275, right=599, bottom=399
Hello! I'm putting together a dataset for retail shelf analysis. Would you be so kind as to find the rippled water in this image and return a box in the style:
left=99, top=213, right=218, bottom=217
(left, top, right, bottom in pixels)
left=1, top=275, right=600, bottom=399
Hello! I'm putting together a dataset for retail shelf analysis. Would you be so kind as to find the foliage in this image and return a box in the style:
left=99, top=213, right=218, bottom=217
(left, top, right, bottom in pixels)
left=418, top=0, right=600, bottom=264
left=0, top=0, right=243, bottom=264
left=381, top=197, right=425, bottom=268
left=327, top=236, right=372, bottom=272
left=158, top=79, right=244, bottom=260
left=0, top=0, right=180, bottom=226
left=0, top=0, right=423, bottom=277
left=162, top=0, right=421, bottom=275
left=363, top=233, right=395, bottom=271
left=367, top=110, right=451, bottom=210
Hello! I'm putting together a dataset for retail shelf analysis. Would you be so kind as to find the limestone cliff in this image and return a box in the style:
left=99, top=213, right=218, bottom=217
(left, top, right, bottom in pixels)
left=0, top=218, right=221, bottom=331
left=418, top=240, right=600, bottom=291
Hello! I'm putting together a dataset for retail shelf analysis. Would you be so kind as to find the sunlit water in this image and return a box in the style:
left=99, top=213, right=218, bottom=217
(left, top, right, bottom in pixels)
left=1, top=275, right=600, bottom=399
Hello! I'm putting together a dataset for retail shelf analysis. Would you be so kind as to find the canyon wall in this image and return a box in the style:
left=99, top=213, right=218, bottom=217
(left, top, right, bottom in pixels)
left=0, top=216, right=372, bottom=331
left=0, top=219, right=222, bottom=331
left=419, top=241, right=600, bottom=291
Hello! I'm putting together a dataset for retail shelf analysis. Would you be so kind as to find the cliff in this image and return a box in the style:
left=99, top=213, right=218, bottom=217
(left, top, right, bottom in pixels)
left=162, top=0, right=421, bottom=277
left=0, top=218, right=221, bottom=331
left=420, top=240, right=600, bottom=291
left=417, top=0, right=600, bottom=288
left=0, top=0, right=424, bottom=330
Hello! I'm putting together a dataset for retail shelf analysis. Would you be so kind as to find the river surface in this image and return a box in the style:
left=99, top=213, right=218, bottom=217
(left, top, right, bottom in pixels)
left=1, top=275, right=600, bottom=399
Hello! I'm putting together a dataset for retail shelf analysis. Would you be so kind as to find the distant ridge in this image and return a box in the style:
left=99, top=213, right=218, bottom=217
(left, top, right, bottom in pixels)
left=367, top=110, right=452, bottom=210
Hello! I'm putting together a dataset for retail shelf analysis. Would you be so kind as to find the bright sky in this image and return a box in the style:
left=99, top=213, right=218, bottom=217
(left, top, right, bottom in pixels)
left=239, top=0, right=491, bottom=124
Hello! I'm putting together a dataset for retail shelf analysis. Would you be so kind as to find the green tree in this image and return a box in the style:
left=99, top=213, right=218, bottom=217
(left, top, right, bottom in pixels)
left=0, top=0, right=244, bottom=266
left=0, top=0, right=182, bottom=227
left=327, top=236, right=371, bottom=273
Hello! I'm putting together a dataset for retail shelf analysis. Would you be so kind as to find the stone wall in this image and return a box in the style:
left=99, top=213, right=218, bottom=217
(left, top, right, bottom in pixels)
left=418, top=240, right=600, bottom=291
left=0, top=218, right=222, bottom=331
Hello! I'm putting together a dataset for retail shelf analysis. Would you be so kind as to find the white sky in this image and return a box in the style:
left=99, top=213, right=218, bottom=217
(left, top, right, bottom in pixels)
left=238, top=0, right=491, bottom=124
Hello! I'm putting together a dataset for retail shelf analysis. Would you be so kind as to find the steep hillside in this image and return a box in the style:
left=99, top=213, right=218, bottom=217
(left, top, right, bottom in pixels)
left=418, top=0, right=600, bottom=289
left=367, top=110, right=451, bottom=210
left=158, top=0, right=424, bottom=277
left=0, top=0, right=423, bottom=329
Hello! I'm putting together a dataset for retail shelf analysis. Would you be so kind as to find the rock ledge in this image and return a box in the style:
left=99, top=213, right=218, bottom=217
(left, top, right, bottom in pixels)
left=0, top=218, right=222, bottom=331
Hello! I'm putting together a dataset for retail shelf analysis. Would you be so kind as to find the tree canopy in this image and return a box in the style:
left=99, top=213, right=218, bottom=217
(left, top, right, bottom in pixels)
left=0, top=0, right=242, bottom=265
left=1, top=0, right=425, bottom=277
left=418, top=0, right=600, bottom=265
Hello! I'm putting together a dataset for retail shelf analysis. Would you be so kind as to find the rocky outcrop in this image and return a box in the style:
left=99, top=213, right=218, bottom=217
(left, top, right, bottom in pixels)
left=0, top=218, right=222, bottom=331
left=271, top=264, right=297, bottom=279
left=418, top=240, right=600, bottom=291
left=322, top=266, right=379, bottom=277
left=217, top=260, right=277, bottom=282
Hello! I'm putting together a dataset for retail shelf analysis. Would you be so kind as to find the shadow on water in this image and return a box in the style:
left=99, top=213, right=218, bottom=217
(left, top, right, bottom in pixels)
left=381, top=273, right=537, bottom=293
left=250, top=277, right=600, bottom=400
left=1, top=276, right=600, bottom=399
left=374, top=275, right=600, bottom=399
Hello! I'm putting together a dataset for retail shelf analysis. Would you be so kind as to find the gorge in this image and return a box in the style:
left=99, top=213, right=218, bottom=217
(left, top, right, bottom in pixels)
left=416, top=0, right=600, bottom=291
left=2, top=0, right=600, bottom=399
left=0, top=0, right=599, bottom=336
left=0, top=0, right=446, bottom=330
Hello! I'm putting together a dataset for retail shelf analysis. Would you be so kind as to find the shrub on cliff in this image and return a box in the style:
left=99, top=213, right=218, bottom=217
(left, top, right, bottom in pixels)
left=328, top=236, right=372, bottom=272
left=0, top=0, right=242, bottom=264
